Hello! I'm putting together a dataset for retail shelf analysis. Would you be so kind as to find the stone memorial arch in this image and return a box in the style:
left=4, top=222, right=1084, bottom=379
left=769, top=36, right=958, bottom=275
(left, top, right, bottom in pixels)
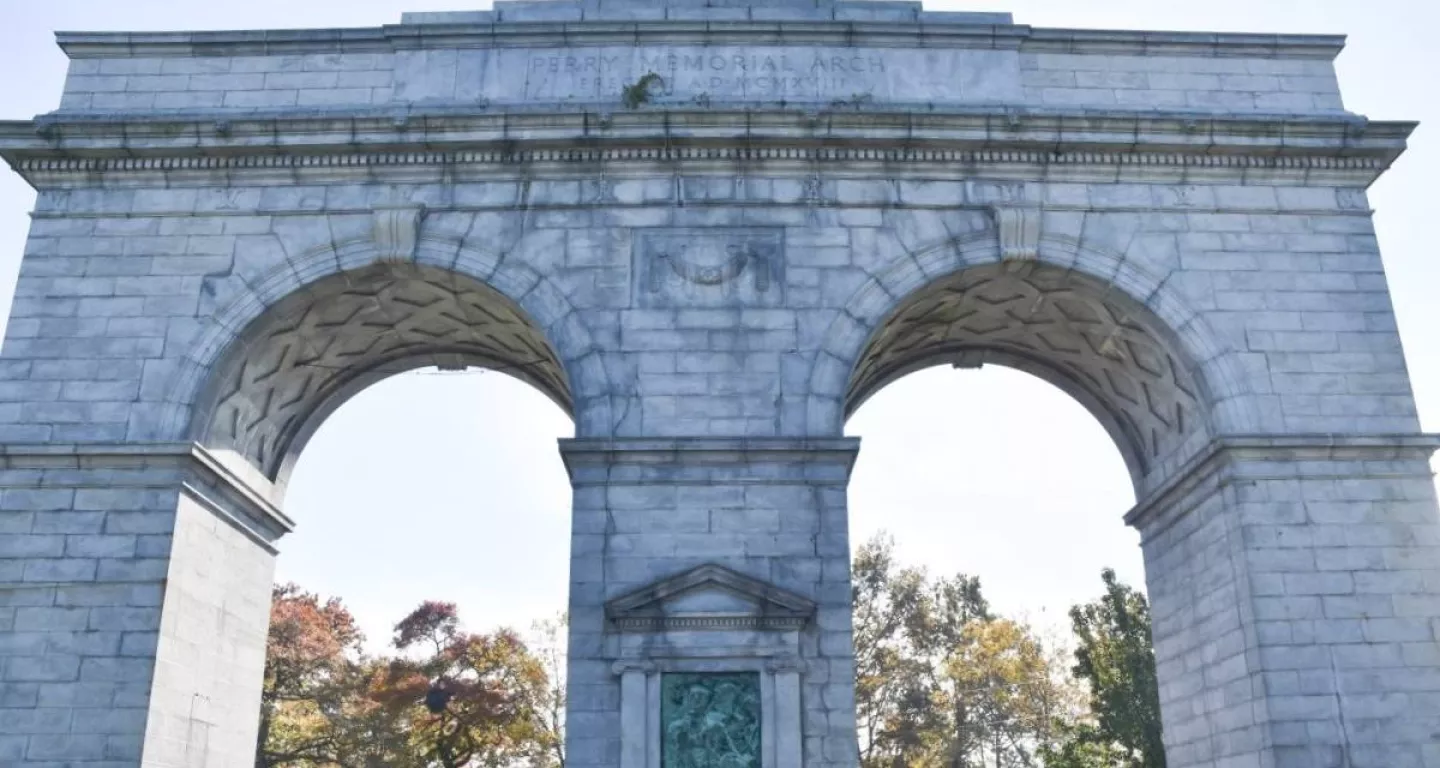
left=0, top=1, right=1437, bottom=766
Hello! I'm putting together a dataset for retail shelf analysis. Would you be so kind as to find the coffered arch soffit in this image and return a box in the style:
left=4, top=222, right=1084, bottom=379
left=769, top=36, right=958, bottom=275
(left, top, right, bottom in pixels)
left=176, top=224, right=613, bottom=487
left=814, top=229, right=1259, bottom=490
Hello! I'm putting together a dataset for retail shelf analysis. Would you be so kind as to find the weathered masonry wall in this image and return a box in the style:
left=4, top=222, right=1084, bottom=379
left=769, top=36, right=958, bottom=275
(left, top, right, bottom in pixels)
left=1, top=1, right=1438, bottom=767
left=52, top=11, right=1345, bottom=114
left=56, top=48, right=1344, bottom=114
left=0, top=446, right=286, bottom=766
left=0, top=177, right=1416, bottom=453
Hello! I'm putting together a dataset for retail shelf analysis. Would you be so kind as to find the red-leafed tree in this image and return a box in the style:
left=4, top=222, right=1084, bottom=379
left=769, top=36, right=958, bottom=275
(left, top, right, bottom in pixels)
left=371, top=601, right=554, bottom=768
left=256, top=583, right=366, bottom=768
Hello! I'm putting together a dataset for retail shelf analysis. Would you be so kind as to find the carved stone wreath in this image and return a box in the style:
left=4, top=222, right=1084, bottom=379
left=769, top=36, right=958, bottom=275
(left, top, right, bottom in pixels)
left=635, top=228, right=784, bottom=307
left=658, top=242, right=768, bottom=290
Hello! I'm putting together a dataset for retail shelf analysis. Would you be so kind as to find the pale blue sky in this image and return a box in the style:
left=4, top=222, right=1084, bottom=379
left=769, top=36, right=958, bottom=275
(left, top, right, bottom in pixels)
left=0, top=1, right=1436, bottom=647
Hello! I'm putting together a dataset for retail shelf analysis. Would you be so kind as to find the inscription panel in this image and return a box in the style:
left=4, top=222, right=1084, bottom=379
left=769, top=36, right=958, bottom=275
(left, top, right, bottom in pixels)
left=395, top=46, right=1022, bottom=106
left=633, top=228, right=785, bottom=308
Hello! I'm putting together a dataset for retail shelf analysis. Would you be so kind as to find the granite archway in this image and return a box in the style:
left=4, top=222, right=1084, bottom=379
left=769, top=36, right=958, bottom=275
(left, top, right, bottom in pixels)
left=1, top=3, right=1438, bottom=767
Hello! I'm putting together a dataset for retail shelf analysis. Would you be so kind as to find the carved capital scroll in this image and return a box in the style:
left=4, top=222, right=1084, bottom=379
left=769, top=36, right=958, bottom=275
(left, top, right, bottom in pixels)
left=372, top=204, right=426, bottom=263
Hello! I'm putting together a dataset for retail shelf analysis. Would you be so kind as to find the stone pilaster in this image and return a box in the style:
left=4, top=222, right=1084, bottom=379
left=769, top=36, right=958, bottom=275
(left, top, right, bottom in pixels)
left=1128, top=435, right=1440, bottom=768
left=0, top=444, right=288, bottom=767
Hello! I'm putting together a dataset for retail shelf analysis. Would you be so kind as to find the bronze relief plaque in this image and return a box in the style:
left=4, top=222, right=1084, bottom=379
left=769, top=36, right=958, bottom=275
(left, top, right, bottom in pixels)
left=661, top=672, right=762, bottom=767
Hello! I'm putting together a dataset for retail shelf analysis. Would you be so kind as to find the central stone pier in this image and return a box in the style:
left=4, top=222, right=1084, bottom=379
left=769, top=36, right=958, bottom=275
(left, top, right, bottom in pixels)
left=562, top=437, right=858, bottom=767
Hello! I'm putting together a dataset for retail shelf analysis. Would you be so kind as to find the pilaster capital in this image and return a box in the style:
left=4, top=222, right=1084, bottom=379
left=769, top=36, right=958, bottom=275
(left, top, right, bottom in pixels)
left=611, top=660, right=657, bottom=677
left=1125, top=432, right=1440, bottom=536
left=765, top=656, right=804, bottom=674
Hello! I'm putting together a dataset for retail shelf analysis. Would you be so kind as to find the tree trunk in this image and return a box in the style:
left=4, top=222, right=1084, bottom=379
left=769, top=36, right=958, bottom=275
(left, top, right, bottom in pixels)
left=253, top=704, right=272, bottom=768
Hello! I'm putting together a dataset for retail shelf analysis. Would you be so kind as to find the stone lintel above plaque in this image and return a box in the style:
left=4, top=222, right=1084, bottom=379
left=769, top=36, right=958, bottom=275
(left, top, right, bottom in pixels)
left=606, top=563, right=816, bottom=632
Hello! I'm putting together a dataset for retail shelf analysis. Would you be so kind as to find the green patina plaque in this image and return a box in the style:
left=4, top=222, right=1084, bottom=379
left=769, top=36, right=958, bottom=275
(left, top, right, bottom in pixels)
left=661, top=672, right=762, bottom=768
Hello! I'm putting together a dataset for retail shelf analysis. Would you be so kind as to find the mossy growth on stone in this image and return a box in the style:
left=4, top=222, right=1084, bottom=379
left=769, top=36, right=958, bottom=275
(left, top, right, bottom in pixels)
left=622, top=72, right=665, bottom=109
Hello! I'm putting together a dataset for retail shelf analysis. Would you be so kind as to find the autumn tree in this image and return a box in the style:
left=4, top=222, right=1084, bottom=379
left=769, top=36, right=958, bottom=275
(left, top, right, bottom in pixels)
left=929, top=617, right=1079, bottom=766
left=371, top=601, right=554, bottom=768
left=257, top=583, right=366, bottom=768
left=1050, top=569, right=1166, bottom=768
left=853, top=534, right=939, bottom=766
left=258, top=588, right=566, bottom=768
left=529, top=613, right=568, bottom=768
left=852, top=534, right=1080, bottom=768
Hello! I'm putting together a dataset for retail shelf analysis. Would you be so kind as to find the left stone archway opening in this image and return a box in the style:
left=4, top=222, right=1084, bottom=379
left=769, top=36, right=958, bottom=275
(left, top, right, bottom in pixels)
left=192, top=262, right=575, bottom=492
left=128, top=261, right=579, bottom=768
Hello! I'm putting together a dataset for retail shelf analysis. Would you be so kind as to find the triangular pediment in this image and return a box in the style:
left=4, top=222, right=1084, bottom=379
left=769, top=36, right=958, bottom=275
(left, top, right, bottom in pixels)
left=605, top=564, right=816, bottom=632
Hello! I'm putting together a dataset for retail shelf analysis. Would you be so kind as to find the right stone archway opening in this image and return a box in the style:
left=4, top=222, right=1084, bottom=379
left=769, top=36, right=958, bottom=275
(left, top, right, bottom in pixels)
left=847, top=262, right=1210, bottom=491
left=842, top=260, right=1440, bottom=768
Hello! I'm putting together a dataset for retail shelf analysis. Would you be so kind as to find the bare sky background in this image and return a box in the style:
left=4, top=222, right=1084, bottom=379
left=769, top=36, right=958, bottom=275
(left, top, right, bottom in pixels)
left=0, top=0, right=1436, bottom=648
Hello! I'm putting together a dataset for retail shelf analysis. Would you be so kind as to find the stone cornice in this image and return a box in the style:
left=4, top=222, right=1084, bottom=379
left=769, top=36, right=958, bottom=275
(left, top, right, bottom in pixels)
left=561, top=436, right=861, bottom=462
left=0, top=109, right=1413, bottom=188
left=51, top=22, right=1346, bottom=60
left=1124, top=433, right=1440, bottom=536
left=0, top=441, right=294, bottom=547
left=606, top=563, right=816, bottom=633
left=559, top=436, right=862, bottom=484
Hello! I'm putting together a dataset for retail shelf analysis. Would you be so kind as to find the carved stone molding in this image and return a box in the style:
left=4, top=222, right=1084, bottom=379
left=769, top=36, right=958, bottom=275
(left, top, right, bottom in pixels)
left=612, top=660, right=658, bottom=676
left=5, top=146, right=1392, bottom=176
left=764, top=656, right=804, bottom=673
left=372, top=205, right=425, bottom=263
left=605, top=563, right=816, bottom=633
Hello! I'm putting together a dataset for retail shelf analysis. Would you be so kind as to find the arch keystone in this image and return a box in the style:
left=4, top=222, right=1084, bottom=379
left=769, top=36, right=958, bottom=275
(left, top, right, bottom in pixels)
left=989, top=203, right=1043, bottom=264
left=372, top=204, right=426, bottom=264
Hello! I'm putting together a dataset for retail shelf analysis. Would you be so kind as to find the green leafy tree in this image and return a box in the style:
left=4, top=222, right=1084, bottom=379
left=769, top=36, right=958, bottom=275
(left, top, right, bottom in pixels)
left=1053, top=569, right=1166, bottom=768
left=1041, top=722, right=1138, bottom=768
